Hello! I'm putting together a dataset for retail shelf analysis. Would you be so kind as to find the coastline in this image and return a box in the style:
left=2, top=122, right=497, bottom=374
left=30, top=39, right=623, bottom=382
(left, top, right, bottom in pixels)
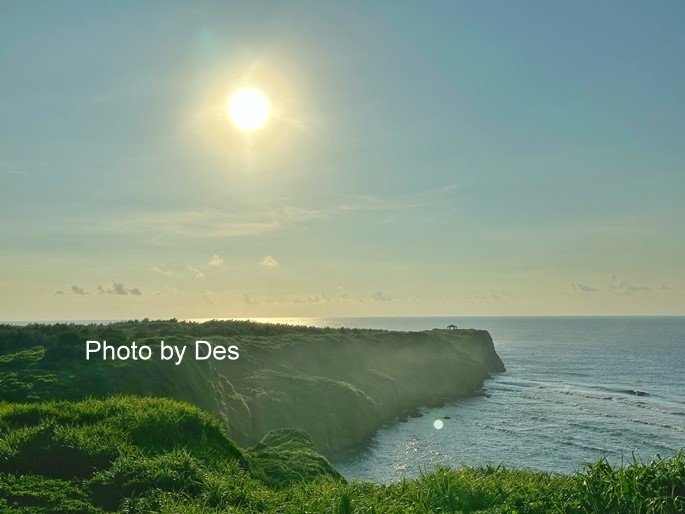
left=0, top=320, right=505, bottom=454
left=1, top=319, right=683, bottom=512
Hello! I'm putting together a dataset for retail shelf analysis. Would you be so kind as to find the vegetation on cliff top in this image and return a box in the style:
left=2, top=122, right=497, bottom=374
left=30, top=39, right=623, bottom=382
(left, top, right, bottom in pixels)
left=0, top=320, right=503, bottom=453
left=0, top=396, right=683, bottom=513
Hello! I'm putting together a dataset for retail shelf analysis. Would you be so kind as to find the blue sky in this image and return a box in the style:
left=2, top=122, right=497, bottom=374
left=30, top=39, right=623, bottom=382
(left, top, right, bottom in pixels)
left=1, top=1, right=684, bottom=319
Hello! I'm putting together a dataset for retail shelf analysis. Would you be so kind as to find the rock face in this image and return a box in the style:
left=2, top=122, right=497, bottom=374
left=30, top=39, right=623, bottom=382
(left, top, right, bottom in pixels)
left=0, top=322, right=505, bottom=455
left=207, top=328, right=506, bottom=453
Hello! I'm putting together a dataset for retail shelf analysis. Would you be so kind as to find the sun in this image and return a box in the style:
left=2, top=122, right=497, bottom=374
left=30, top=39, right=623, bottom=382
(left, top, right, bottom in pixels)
left=226, top=87, right=272, bottom=132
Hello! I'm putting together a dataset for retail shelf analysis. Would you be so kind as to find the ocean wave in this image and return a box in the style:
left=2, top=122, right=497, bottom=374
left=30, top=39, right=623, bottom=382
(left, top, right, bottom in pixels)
left=493, top=379, right=541, bottom=388
left=629, top=418, right=684, bottom=432
left=562, top=389, right=614, bottom=401
left=556, top=388, right=685, bottom=418
left=619, top=389, right=651, bottom=397
left=482, top=422, right=612, bottom=453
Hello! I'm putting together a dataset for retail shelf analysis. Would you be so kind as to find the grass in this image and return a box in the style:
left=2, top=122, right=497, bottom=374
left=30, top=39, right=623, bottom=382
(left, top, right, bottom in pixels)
left=0, top=397, right=682, bottom=513
left=0, top=320, right=504, bottom=453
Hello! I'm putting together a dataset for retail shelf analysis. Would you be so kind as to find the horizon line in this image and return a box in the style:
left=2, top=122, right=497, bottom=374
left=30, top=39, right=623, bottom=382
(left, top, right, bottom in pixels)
left=3, top=313, right=685, bottom=325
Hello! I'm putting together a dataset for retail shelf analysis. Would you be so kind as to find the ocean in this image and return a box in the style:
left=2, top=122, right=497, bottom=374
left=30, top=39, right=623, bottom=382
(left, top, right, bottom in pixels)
left=248, top=316, right=685, bottom=482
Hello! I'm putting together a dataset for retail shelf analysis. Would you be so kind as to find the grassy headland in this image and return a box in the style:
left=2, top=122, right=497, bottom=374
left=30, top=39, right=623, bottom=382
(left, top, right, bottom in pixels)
left=0, top=320, right=504, bottom=453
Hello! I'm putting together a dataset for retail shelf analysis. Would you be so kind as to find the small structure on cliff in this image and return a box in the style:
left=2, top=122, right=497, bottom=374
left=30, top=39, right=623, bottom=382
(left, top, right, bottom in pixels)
left=447, top=324, right=458, bottom=330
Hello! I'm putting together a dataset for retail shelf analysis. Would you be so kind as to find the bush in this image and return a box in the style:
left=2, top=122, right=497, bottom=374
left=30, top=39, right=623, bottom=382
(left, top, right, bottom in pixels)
left=0, top=423, right=122, bottom=478
left=0, top=473, right=101, bottom=513
left=248, top=428, right=342, bottom=487
left=89, top=450, right=205, bottom=510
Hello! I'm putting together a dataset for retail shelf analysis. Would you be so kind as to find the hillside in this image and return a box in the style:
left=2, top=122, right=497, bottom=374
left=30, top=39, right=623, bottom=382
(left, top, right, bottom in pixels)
left=0, top=320, right=504, bottom=453
left=0, top=397, right=682, bottom=513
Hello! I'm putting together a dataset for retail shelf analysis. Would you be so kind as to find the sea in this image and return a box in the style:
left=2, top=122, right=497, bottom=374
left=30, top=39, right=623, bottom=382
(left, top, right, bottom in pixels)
left=7, top=315, right=684, bottom=482
left=247, top=316, right=685, bottom=482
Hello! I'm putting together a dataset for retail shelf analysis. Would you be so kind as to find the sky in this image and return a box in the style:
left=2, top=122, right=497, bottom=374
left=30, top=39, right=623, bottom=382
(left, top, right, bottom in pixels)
left=1, top=1, right=684, bottom=320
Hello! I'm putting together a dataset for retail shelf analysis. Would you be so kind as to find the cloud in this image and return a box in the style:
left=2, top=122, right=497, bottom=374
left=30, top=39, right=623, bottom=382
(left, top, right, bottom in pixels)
left=282, top=185, right=459, bottom=223
left=608, top=274, right=653, bottom=296
left=372, top=291, right=392, bottom=302
left=243, top=294, right=276, bottom=305
left=0, top=162, right=30, bottom=177
left=464, top=290, right=513, bottom=302
left=110, top=282, right=128, bottom=295
left=573, top=283, right=600, bottom=293
left=97, top=281, right=143, bottom=295
left=187, top=265, right=205, bottom=279
left=207, top=254, right=224, bottom=267
left=246, top=293, right=334, bottom=305
left=203, top=290, right=214, bottom=305
left=115, top=209, right=280, bottom=239
left=108, top=185, right=458, bottom=240
left=259, top=256, right=279, bottom=268
left=151, top=265, right=178, bottom=277
left=293, top=294, right=330, bottom=304
left=571, top=275, right=675, bottom=297
left=70, top=285, right=88, bottom=295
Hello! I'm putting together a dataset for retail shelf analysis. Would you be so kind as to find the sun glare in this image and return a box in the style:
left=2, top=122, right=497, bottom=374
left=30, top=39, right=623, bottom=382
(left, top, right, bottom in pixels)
left=227, top=87, right=272, bottom=132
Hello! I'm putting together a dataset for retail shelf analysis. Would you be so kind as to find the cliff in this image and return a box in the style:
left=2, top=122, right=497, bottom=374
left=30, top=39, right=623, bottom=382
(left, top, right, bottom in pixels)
left=0, top=321, right=505, bottom=453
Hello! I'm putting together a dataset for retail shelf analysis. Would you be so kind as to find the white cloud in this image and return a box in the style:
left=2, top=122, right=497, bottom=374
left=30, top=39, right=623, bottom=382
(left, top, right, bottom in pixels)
left=372, top=291, right=392, bottom=302
left=107, top=185, right=457, bottom=240
left=151, top=265, right=178, bottom=277
left=187, top=265, right=205, bottom=279
left=282, top=185, right=459, bottom=223
left=463, top=290, right=513, bottom=302
left=244, top=294, right=277, bottom=305
left=207, top=254, right=224, bottom=267
left=259, top=255, right=280, bottom=268
left=0, top=162, right=31, bottom=177
left=246, top=292, right=336, bottom=305
left=71, top=284, right=88, bottom=295
left=608, top=274, right=652, bottom=296
left=97, top=281, right=142, bottom=296
left=573, top=283, right=600, bottom=293
left=294, top=294, right=328, bottom=304
left=114, top=209, right=279, bottom=239
left=571, top=275, right=676, bottom=297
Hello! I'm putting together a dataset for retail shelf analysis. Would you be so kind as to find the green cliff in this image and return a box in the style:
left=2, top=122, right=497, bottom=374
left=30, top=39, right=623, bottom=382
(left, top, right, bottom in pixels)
left=0, top=320, right=504, bottom=453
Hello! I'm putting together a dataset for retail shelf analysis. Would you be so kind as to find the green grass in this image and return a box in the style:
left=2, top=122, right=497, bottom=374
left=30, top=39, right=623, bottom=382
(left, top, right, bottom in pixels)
left=0, top=320, right=504, bottom=453
left=0, top=397, right=682, bottom=513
